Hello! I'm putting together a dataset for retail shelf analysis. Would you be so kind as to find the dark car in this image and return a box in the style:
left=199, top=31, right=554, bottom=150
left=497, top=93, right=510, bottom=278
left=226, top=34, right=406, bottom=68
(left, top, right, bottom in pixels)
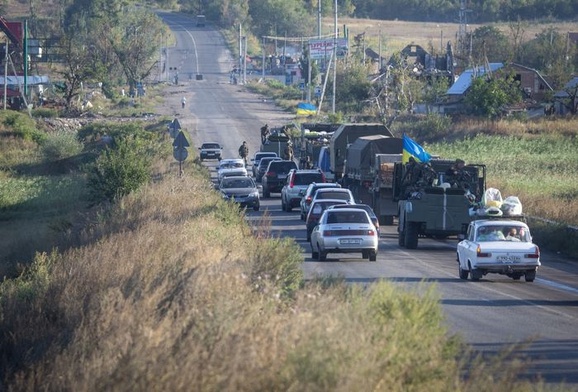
left=255, top=156, right=282, bottom=182
left=251, top=151, right=278, bottom=177
left=305, top=199, right=350, bottom=241
left=299, top=182, right=342, bottom=220
left=218, top=175, right=260, bottom=211
left=261, top=160, right=298, bottom=198
left=328, top=203, right=380, bottom=236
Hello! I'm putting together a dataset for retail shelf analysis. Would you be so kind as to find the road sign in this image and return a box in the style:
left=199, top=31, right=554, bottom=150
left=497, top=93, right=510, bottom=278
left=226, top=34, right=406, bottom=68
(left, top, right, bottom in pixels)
left=173, top=147, right=188, bottom=162
left=168, top=118, right=181, bottom=138
left=172, top=131, right=190, bottom=148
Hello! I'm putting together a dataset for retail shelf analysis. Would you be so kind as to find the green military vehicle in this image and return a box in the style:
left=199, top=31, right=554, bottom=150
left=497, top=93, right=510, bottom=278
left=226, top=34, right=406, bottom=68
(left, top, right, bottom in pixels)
left=393, top=159, right=486, bottom=249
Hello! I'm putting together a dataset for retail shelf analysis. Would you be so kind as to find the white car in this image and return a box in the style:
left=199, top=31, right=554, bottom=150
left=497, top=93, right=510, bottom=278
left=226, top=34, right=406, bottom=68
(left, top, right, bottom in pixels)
left=217, top=158, right=247, bottom=181
left=310, top=207, right=379, bottom=262
left=456, top=219, right=540, bottom=282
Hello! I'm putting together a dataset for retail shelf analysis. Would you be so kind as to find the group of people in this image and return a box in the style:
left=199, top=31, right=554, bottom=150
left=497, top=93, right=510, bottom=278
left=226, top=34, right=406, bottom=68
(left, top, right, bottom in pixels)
left=478, top=226, right=526, bottom=242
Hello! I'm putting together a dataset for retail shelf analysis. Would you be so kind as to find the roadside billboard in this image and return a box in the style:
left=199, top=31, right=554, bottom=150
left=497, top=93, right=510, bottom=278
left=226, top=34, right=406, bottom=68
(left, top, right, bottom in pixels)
left=308, top=38, right=348, bottom=60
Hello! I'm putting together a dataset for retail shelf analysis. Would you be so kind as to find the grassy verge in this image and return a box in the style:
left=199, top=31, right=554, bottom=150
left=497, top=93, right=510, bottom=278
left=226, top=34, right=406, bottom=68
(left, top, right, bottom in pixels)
left=0, top=151, right=542, bottom=390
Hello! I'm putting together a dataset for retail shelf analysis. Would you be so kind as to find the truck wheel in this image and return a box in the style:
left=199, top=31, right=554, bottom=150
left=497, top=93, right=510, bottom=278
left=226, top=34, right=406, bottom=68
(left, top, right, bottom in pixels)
left=405, top=222, right=419, bottom=249
left=525, top=270, right=536, bottom=282
left=458, top=262, right=469, bottom=280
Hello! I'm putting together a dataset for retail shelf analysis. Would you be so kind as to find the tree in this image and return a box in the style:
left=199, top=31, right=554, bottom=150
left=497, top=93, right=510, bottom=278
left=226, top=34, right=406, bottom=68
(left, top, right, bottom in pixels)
left=464, top=72, right=522, bottom=119
left=55, top=33, right=101, bottom=110
left=333, top=61, right=372, bottom=113
left=466, top=26, right=511, bottom=65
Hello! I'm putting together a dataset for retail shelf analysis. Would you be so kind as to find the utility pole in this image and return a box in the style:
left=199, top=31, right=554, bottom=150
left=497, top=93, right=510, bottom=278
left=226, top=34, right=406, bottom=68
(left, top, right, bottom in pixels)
left=332, top=0, right=337, bottom=114
left=317, top=0, right=321, bottom=38
left=4, top=38, right=8, bottom=110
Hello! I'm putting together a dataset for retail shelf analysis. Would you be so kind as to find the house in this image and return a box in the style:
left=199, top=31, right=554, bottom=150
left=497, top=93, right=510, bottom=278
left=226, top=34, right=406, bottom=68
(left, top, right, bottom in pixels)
left=442, top=63, right=553, bottom=115
left=553, top=76, right=578, bottom=115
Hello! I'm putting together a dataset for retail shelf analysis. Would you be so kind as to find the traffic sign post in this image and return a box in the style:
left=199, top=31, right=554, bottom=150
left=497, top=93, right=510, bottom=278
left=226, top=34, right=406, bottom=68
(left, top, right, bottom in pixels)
left=168, top=118, right=182, bottom=138
left=172, top=130, right=190, bottom=176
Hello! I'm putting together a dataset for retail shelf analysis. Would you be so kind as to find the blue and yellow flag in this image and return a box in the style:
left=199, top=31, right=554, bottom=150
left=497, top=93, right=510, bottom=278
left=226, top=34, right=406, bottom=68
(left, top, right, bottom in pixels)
left=402, top=134, right=431, bottom=163
left=296, top=102, right=317, bottom=116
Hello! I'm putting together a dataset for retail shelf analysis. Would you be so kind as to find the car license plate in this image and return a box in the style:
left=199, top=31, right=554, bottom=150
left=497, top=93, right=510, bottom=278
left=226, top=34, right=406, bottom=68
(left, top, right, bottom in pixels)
left=278, top=174, right=287, bottom=179
left=340, top=238, right=361, bottom=245
left=496, top=255, right=521, bottom=263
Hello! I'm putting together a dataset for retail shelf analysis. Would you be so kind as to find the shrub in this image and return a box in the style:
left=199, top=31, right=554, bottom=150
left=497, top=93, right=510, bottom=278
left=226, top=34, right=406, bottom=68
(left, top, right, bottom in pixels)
left=1, top=111, right=46, bottom=144
left=41, top=131, right=84, bottom=161
left=31, top=108, right=59, bottom=118
left=86, top=138, right=152, bottom=202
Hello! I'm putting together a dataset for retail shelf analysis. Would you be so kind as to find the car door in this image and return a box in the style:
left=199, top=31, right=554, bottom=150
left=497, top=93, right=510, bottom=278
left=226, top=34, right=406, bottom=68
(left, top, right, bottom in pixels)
left=458, top=223, right=475, bottom=268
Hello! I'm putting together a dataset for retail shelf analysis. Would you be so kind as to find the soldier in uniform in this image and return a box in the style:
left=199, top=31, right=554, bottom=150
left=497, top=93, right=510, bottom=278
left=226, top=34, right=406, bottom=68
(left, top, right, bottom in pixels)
left=283, top=141, right=294, bottom=161
left=238, top=141, right=249, bottom=165
left=260, top=124, right=270, bottom=144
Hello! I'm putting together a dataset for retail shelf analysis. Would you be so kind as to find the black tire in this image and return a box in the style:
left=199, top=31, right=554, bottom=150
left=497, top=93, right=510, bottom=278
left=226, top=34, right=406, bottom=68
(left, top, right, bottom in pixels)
left=525, top=270, right=536, bottom=282
left=253, top=204, right=260, bottom=211
left=311, top=247, right=319, bottom=260
left=318, top=249, right=327, bottom=261
left=458, top=262, right=469, bottom=280
left=512, top=273, right=522, bottom=280
left=398, top=224, right=405, bottom=247
left=469, top=263, right=482, bottom=281
left=405, top=221, right=419, bottom=249
left=286, top=202, right=292, bottom=212
left=362, top=250, right=369, bottom=259
left=369, top=250, right=377, bottom=262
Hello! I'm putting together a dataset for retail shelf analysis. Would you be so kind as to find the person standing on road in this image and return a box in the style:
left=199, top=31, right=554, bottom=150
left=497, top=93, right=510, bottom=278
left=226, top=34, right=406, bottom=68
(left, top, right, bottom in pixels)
left=181, top=96, right=187, bottom=109
left=238, top=141, right=249, bottom=165
left=283, top=141, right=294, bottom=161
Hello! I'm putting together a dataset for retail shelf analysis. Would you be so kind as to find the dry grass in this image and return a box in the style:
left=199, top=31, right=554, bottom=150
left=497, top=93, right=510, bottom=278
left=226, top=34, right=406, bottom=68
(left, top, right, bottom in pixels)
left=325, top=17, right=578, bottom=55
left=0, top=153, right=543, bottom=391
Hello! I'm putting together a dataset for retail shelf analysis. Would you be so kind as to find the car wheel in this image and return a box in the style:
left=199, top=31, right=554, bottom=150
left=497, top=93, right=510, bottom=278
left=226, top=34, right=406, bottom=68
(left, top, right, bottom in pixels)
left=318, top=249, right=327, bottom=261
left=369, top=250, right=377, bottom=262
left=253, top=204, right=260, bottom=211
left=525, top=270, right=536, bottom=282
left=469, top=262, right=482, bottom=281
left=286, top=203, right=292, bottom=212
left=405, top=221, right=419, bottom=249
left=362, top=250, right=369, bottom=259
left=458, top=262, right=469, bottom=280
left=311, top=243, right=319, bottom=259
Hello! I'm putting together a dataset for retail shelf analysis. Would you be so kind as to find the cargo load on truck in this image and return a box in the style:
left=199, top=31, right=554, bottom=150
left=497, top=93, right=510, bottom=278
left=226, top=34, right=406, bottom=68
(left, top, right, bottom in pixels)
left=394, top=158, right=487, bottom=249
left=328, top=123, right=394, bottom=181
left=342, top=135, right=402, bottom=225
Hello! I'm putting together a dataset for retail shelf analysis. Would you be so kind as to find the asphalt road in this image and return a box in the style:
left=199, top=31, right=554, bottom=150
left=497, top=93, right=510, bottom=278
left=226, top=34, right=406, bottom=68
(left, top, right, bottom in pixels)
left=159, top=12, right=578, bottom=390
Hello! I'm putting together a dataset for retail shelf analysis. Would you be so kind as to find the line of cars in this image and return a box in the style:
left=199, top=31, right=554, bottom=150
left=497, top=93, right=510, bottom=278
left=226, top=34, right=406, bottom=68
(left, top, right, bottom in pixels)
left=199, top=142, right=541, bottom=280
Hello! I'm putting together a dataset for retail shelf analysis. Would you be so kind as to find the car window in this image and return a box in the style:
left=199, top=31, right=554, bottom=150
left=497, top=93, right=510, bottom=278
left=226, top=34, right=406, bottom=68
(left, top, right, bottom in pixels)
left=202, top=143, right=220, bottom=149
left=317, top=191, right=351, bottom=200
left=295, top=173, right=324, bottom=185
left=327, top=211, right=369, bottom=224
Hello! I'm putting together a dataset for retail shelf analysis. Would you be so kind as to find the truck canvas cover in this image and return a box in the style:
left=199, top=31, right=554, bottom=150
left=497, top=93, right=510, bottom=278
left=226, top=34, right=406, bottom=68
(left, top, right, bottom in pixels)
left=329, top=123, right=394, bottom=175
left=345, top=135, right=402, bottom=180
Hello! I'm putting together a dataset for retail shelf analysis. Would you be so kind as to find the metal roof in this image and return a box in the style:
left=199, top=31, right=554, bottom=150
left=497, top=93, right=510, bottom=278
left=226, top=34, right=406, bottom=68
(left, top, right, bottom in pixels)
left=446, top=63, right=504, bottom=95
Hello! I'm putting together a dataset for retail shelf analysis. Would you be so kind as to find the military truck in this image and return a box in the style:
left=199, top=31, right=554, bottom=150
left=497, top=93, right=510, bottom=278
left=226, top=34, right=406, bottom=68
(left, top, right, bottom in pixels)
left=342, top=135, right=403, bottom=225
left=326, top=123, right=394, bottom=182
left=393, top=159, right=486, bottom=249
left=260, top=127, right=290, bottom=157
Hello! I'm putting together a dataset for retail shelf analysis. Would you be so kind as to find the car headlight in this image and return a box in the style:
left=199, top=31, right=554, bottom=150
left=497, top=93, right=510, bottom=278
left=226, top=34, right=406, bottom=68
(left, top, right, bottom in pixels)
left=249, top=191, right=259, bottom=198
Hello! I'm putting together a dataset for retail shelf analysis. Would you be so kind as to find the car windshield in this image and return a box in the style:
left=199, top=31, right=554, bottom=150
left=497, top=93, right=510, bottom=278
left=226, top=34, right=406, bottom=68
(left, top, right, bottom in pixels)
left=202, top=143, right=220, bottom=149
left=326, top=211, right=369, bottom=224
left=222, top=178, right=254, bottom=188
left=477, top=225, right=530, bottom=242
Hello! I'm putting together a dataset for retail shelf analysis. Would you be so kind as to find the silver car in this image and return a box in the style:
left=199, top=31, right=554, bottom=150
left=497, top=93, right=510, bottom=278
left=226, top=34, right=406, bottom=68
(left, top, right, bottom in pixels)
left=310, top=208, right=379, bottom=261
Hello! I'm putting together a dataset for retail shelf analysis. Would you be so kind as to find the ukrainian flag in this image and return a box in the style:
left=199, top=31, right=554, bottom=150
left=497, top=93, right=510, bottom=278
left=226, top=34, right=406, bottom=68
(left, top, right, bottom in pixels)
left=402, top=134, right=431, bottom=163
left=296, top=102, right=317, bottom=116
